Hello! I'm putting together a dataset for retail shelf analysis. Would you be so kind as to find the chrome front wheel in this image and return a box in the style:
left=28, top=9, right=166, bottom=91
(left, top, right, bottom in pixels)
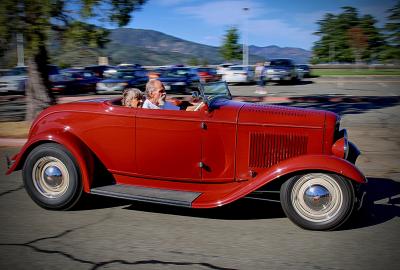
left=280, top=173, right=355, bottom=230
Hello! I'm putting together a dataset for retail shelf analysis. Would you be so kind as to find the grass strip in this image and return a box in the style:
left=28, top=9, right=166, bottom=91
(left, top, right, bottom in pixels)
left=0, top=121, right=30, bottom=138
left=311, top=69, right=400, bottom=76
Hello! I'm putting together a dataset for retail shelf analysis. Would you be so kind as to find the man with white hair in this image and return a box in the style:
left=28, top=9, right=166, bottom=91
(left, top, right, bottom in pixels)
left=142, top=79, right=180, bottom=110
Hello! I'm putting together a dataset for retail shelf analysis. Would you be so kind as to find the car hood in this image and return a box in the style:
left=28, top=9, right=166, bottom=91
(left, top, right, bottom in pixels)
left=238, top=103, right=332, bottom=128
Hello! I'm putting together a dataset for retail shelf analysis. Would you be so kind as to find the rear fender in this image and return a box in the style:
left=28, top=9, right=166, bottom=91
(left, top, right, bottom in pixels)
left=6, top=130, right=94, bottom=193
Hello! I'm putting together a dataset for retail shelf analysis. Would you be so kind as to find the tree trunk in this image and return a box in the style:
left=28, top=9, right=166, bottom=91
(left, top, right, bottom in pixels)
left=25, top=45, right=56, bottom=121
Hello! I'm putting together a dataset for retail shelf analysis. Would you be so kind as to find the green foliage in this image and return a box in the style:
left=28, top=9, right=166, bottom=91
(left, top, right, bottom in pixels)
left=187, top=57, right=199, bottom=66
left=220, top=27, right=242, bottom=61
left=201, top=58, right=209, bottom=66
left=312, top=6, right=385, bottom=63
left=383, top=1, right=400, bottom=62
left=0, top=0, right=147, bottom=62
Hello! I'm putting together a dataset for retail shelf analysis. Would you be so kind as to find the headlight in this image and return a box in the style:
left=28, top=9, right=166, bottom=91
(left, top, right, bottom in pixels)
left=332, top=129, right=349, bottom=159
left=173, top=82, right=186, bottom=85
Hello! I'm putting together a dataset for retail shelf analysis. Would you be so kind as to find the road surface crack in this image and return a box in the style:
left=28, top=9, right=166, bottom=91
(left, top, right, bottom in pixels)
left=0, top=184, right=24, bottom=197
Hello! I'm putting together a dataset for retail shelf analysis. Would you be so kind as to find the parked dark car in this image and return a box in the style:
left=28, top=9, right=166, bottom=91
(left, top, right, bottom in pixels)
left=84, top=65, right=115, bottom=78
left=157, top=67, right=199, bottom=93
left=51, top=69, right=101, bottom=94
left=96, top=69, right=148, bottom=94
left=264, top=58, right=300, bottom=83
left=194, top=67, right=221, bottom=83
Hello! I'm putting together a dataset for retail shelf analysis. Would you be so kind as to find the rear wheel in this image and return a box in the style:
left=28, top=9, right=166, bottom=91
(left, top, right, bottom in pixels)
left=280, top=173, right=355, bottom=230
left=23, top=143, right=83, bottom=210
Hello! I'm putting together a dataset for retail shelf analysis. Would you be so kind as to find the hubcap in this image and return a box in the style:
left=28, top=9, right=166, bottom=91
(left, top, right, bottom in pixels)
left=291, top=173, right=343, bottom=223
left=303, top=185, right=331, bottom=211
left=43, top=166, right=63, bottom=187
left=32, top=156, right=70, bottom=199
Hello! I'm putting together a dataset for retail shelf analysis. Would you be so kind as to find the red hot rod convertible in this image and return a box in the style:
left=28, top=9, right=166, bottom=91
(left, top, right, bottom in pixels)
left=7, top=81, right=366, bottom=230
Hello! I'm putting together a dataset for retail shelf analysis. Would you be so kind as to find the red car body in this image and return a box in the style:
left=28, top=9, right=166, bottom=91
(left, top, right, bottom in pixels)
left=7, top=82, right=366, bottom=230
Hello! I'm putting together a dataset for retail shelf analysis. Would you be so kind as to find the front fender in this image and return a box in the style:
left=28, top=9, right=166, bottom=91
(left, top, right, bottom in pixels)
left=6, top=129, right=94, bottom=193
left=265, top=154, right=366, bottom=184
left=193, top=154, right=366, bottom=208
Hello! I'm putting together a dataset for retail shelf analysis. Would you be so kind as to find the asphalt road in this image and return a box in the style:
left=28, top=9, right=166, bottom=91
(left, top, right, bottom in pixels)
left=0, top=76, right=399, bottom=269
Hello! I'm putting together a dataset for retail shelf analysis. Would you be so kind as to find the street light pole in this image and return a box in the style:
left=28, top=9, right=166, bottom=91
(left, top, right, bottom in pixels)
left=242, top=7, right=249, bottom=66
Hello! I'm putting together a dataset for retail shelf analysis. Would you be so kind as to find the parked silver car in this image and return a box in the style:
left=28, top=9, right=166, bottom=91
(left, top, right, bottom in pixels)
left=0, top=66, right=27, bottom=94
left=264, top=59, right=300, bottom=83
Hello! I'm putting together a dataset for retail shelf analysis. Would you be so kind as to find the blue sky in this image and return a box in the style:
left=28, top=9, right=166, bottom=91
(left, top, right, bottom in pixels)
left=102, top=0, right=396, bottom=50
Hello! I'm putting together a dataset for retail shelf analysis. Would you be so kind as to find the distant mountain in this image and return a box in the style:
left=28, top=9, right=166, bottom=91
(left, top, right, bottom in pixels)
left=249, top=45, right=312, bottom=64
left=0, top=28, right=311, bottom=68
left=104, top=28, right=311, bottom=65
left=105, top=28, right=242, bottom=65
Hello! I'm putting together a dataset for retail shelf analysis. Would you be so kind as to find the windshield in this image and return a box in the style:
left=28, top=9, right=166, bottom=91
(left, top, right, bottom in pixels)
left=199, top=81, right=232, bottom=102
left=269, top=59, right=293, bottom=66
left=111, top=70, right=142, bottom=79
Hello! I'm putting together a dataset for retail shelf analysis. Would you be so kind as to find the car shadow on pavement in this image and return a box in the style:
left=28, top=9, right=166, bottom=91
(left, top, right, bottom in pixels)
left=72, top=194, right=131, bottom=211
left=343, top=177, right=400, bottom=230
left=268, top=80, right=314, bottom=86
left=124, top=199, right=286, bottom=220
left=281, top=95, right=400, bottom=116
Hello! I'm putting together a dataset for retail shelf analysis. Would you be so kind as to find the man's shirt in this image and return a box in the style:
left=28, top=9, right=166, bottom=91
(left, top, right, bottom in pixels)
left=142, top=99, right=179, bottom=110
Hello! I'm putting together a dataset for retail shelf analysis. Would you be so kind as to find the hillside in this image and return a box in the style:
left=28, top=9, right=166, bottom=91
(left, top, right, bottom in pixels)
left=104, top=28, right=311, bottom=65
left=1, top=28, right=312, bottom=68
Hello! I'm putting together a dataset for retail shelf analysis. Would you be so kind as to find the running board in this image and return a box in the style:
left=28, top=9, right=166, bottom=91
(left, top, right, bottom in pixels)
left=90, top=184, right=202, bottom=207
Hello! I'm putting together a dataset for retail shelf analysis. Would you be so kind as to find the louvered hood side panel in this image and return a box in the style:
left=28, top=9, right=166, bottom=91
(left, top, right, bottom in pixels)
left=249, top=132, right=308, bottom=168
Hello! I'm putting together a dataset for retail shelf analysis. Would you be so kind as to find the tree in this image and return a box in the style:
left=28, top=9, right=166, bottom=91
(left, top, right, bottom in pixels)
left=347, top=27, right=368, bottom=63
left=187, top=57, right=199, bottom=66
left=383, top=1, right=400, bottom=62
left=0, top=0, right=146, bottom=120
left=312, top=6, right=384, bottom=63
left=220, top=27, right=242, bottom=62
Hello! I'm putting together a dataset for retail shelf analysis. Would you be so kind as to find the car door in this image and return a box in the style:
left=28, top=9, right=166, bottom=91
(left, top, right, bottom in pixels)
left=200, top=102, right=238, bottom=183
left=135, top=108, right=202, bottom=181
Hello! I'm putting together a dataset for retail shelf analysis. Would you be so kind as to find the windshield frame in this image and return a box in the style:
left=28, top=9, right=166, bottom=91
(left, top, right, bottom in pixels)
left=198, top=81, right=232, bottom=106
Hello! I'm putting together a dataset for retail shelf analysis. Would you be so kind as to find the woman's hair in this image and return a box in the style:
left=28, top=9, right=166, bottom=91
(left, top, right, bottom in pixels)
left=122, top=88, right=143, bottom=107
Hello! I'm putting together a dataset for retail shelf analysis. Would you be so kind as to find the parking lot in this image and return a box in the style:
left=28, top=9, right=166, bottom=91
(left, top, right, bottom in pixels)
left=0, top=76, right=399, bottom=269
